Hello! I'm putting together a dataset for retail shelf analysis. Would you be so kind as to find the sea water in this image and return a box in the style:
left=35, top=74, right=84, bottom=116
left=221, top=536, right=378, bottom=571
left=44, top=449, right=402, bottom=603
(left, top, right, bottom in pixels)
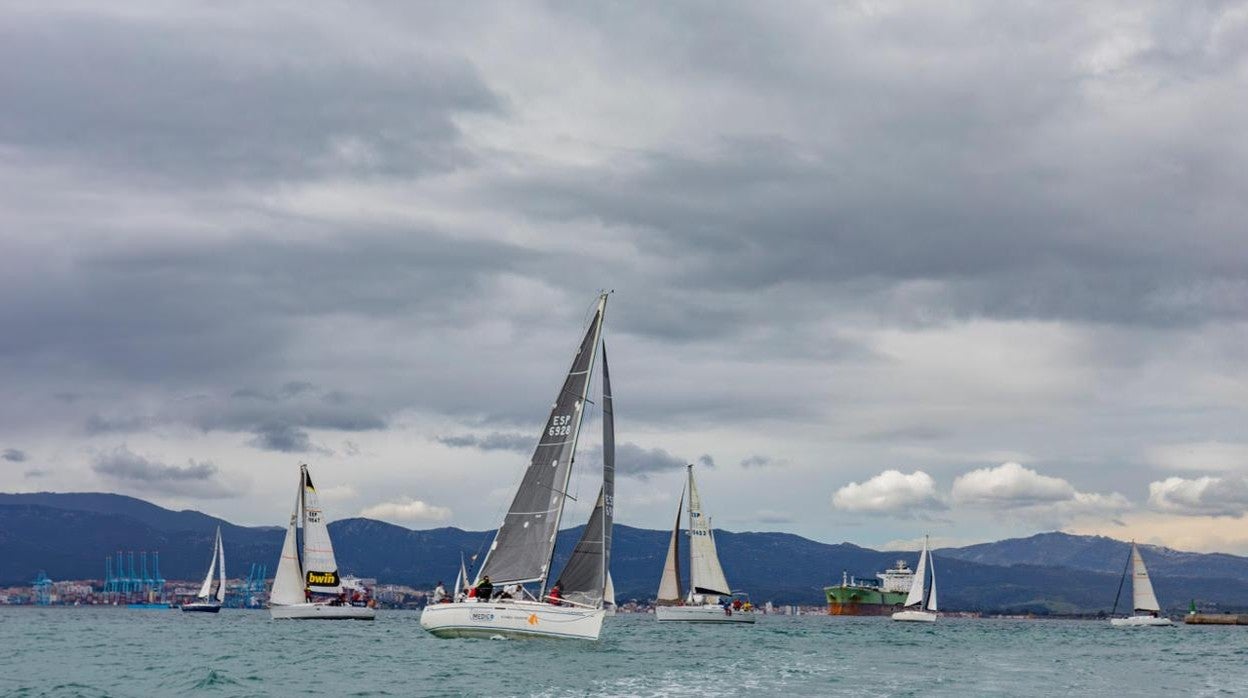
left=2, top=608, right=1245, bottom=696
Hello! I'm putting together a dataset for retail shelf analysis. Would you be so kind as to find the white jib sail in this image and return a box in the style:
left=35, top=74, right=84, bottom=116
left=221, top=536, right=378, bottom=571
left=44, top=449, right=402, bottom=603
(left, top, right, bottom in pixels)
left=197, top=527, right=220, bottom=599
left=1131, top=544, right=1161, bottom=613
left=453, top=555, right=468, bottom=598
left=926, top=547, right=938, bottom=612
left=301, top=466, right=342, bottom=594
left=605, top=572, right=616, bottom=608
left=215, top=527, right=227, bottom=603
left=687, top=467, right=731, bottom=597
left=270, top=477, right=305, bottom=606
left=904, top=538, right=929, bottom=608
left=656, top=491, right=684, bottom=603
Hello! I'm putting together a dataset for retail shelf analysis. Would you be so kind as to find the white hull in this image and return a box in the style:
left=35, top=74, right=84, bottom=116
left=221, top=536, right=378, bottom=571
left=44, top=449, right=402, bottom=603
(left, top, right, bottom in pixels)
left=270, top=603, right=375, bottom=620
left=892, top=609, right=938, bottom=623
left=420, top=600, right=605, bottom=640
left=654, top=604, right=756, bottom=623
left=1111, top=615, right=1173, bottom=627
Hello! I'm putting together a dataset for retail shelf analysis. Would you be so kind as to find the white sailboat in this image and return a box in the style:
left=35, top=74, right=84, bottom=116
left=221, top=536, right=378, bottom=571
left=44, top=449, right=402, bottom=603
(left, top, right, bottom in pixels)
left=182, top=526, right=226, bottom=613
left=892, top=535, right=938, bottom=622
left=1110, top=542, right=1172, bottom=627
left=269, top=463, right=375, bottom=620
left=654, top=463, right=755, bottom=623
left=421, top=293, right=615, bottom=640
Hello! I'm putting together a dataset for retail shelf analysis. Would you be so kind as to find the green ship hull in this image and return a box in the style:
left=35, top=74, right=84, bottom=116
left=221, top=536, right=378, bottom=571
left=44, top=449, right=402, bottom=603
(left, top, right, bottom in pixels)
left=825, top=585, right=908, bottom=616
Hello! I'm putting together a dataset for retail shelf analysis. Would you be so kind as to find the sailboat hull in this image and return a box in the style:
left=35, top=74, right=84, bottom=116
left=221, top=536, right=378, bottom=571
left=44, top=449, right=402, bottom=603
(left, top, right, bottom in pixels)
left=891, top=609, right=937, bottom=622
left=270, top=603, right=376, bottom=620
left=1110, top=615, right=1173, bottom=627
left=420, top=600, right=605, bottom=640
left=654, top=604, right=756, bottom=623
left=181, top=602, right=222, bottom=613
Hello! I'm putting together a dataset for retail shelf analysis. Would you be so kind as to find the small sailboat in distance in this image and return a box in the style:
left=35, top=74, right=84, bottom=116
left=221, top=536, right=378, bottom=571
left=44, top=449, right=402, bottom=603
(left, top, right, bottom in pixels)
left=182, top=526, right=226, bottom=613
left=420, top=293, right=614, bottom=640
left=654, top=462, right=755, bottom=623
left=891, top=535, right=937, bottom=622
left=1110, top=541, right=1172, bottom=627
left=604, top=572, right=617, bottom=616
left=269, top=463, right=375, bottom=620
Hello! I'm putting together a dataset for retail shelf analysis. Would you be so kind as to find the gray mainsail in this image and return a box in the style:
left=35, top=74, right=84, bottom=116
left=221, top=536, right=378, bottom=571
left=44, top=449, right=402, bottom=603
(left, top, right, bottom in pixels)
left=554, top=344, right=615, bottom=607
left=477, top=294, right=607, bottom=587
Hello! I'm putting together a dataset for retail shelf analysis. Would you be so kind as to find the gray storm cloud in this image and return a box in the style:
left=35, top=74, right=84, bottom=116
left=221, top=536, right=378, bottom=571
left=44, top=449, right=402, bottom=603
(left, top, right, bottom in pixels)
left=0, top=1, right=1245, bottom=544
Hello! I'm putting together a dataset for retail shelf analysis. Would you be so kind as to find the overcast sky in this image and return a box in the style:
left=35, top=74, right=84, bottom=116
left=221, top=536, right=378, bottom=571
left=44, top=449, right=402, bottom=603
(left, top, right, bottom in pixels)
left=2, top=1, right=1247, bottom=554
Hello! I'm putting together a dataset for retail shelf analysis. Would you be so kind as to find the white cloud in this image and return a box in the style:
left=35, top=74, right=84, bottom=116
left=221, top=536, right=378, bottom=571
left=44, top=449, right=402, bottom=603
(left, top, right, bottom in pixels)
left=950, top=462, right=1130, bottom=527
left=951, top=462, right=1075, bottom=506
left=1148, top=475, right=1248, bottom=517
left=359, top=496, right=452, bottom=524
left=832, top=470, right=942, bottom=514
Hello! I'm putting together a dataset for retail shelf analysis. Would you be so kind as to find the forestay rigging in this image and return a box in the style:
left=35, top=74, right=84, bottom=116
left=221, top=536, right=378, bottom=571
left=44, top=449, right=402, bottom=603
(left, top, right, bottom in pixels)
left=478, top=295, right=607, bottom=587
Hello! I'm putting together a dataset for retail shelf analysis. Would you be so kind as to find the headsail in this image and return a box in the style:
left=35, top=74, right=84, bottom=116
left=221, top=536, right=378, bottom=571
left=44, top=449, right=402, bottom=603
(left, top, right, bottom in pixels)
left=605, top=572, right=616, bottom=610
left=196, top=527, right=221, bottom=600
left=215, top=527, right=227, bottom=603
left=270, top=475, right=305, bottom=606
left=478, top=295, right=607, bottom=587
left=687, top=465, right=731, bottom=597
left=553, top=342, right=616, bottom=608
left=453, top=554, right=468, bottom=598
left=904, top=537, right=928, bottom=609
left=656, top=487, right=685, bottom=604
left=301, top=465, right=342, bottom=593
left=1130, top=543, right=1161, bottom=612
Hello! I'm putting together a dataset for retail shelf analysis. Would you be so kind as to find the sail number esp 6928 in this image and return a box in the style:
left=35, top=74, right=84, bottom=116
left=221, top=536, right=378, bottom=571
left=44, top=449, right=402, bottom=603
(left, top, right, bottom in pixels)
left=548, top=414, right=572, bottom=437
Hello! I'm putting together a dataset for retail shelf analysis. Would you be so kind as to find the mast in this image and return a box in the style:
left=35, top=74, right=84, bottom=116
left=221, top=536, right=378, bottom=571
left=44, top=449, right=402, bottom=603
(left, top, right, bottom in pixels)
left=686, top=463, right=693, bottom=599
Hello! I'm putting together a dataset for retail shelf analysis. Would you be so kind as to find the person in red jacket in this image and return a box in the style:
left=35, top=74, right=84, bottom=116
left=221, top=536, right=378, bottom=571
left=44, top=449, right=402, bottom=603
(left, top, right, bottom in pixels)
left=548, top=581, right=564, bottom=605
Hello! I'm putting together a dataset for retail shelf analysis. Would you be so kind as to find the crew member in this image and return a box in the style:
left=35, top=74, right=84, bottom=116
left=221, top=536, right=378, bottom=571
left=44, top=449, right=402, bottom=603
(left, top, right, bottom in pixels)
left=475, top=575, right=494, bottom=601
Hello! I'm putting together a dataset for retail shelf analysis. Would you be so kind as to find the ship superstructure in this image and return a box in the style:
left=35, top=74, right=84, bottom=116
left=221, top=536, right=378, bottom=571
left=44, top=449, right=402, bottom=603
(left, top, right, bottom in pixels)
left=825, top=560, right=914, bottom=616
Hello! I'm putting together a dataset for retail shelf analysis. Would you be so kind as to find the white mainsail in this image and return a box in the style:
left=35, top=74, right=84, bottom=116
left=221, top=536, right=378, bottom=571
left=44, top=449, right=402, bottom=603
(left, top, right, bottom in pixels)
left=196, top=527, right=221, bottom=600
left=215, top=527, right=227, bottom=603
left=656, top=488, right=685, bottom=604
left=270, top=478, right=306, bottom=606
left=904, top=538, right=929, bottom=609
left=300, top=466, right=342, bottom=594
left=687, top=465, right=731, bottom=598
left=926, top=548, right=937, bottom=612
left=1130, top=543, right=1161, bottom=612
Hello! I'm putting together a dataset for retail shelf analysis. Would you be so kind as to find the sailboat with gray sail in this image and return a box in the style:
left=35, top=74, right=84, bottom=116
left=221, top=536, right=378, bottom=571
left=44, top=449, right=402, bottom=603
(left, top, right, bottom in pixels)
left=420, top=293, right=616, bottom=640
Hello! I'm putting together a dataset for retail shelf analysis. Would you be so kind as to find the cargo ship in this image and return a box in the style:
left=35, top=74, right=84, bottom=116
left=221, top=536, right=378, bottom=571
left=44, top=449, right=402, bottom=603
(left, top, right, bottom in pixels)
left=825, top=560, right=914, bottom=615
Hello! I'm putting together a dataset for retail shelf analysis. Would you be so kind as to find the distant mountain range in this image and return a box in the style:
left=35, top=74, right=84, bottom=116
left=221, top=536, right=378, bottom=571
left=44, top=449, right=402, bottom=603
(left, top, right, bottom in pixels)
left=4, top=491, right=1248, bottom=613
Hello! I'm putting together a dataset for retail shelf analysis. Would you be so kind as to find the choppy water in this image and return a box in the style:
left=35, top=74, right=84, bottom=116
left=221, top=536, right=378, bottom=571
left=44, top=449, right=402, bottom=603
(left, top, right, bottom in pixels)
left=2, top=608, right=1246, bottom=696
